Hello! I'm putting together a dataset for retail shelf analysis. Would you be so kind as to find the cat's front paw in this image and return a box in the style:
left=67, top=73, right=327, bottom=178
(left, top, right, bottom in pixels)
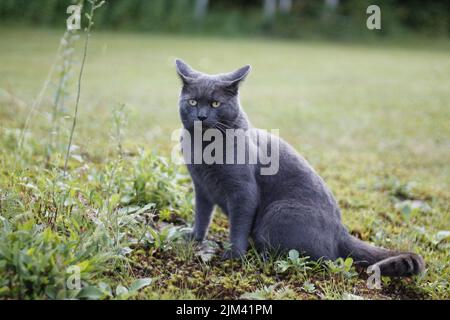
left=221, top=249, right=245, bottom=260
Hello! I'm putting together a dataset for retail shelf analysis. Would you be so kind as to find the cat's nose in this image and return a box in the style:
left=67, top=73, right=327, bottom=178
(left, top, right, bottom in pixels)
left=197, top=115, right=208, bottom=121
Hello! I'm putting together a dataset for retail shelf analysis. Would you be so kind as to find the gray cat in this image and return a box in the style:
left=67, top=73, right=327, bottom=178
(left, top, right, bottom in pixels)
left=175, top=59, right=424, bottom=277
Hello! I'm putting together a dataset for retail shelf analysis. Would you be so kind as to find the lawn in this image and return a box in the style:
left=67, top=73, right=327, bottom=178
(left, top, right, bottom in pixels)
left=0, top=27, right=449, bottom=299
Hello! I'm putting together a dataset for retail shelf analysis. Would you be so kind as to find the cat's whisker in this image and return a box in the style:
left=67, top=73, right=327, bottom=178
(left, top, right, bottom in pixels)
left=217, top=121, right=234, bottom=129
left=213, top=123, right=227, bottom=135
left=214, top=121, right=230, bottom=130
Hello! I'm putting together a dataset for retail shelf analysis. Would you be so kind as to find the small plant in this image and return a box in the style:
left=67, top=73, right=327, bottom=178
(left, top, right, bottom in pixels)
left=376, top=177, right=426, bottom=202
left=121, top=150, right=194, bottom=221
left=0, top=219, right=113, bottom=299
left=77, top=278, right=152, bottom=300
left=324, top=257, right=357, bottom=279
left=275, top=249, right=312, bottom=274
left=414, top=227, right=450, bottom=250
left=46, top=29, right=79, bottom=164
left=172, top=238, right=198, bottom=262
left=64, top=0, right=105, bottom=174
left=302, top=281, right=316, bottom=294
left=145, top=225, right=188, bottom=252
left=395, top=200, right=431, bottom=220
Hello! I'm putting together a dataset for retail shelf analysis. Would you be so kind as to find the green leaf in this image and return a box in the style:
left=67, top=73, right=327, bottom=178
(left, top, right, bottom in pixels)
left=109, top=193, right=121, bottom=208
left=0, top=286, right=10, bottom=296
left=302, top=281, right=316, bottom=293
left=136, top=203, right=156, bottom=215
left=435, top=231, right=450, bottom=243
left=97, top=282, right=112, bottom=297
left=275, top=261, right=290, bottom=273
left=396, top=200, right=431, bottom=220
left=77, top=286, right=104, bottom=300
left=129, top=278, right=152, bottom=293
left=240, top=291, right=266, bottom=300
left=44, top=286, right=57, bottom=299
left=344, top=257, right=353, bottom=270
left=115, top=285, right=128, bottom=296
left=288, top=249, right=299, bottom=261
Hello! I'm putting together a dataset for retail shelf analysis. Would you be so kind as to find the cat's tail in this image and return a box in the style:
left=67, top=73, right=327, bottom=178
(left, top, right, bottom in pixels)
left=338, top=234, right=425, bottom=277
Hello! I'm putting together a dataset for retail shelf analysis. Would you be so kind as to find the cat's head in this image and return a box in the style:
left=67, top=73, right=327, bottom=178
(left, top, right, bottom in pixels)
left=175, top=59, right=251, bottom=130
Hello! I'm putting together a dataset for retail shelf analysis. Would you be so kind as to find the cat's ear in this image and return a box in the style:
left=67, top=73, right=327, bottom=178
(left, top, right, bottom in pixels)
left=220, top=65, right=251, bottom=94
left=175, top=59, right=199, bottom=85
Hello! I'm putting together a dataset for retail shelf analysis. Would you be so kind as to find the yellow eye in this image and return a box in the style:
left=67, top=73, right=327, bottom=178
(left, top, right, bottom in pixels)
left=188, top=99, right=197, bottom=106
left=211, top=101, right=221, bottom=108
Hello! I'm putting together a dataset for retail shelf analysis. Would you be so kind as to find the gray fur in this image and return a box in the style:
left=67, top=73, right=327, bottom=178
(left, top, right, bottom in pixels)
left=175, top=59, right=424, bottom=276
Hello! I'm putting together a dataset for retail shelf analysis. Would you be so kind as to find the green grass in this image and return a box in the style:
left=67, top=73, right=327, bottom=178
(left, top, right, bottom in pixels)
left=0, top=27, right=449, bottom=299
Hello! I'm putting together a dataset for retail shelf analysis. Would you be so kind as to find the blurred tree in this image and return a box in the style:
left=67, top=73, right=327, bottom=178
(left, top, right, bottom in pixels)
left=264, top=0, right=277, bottom=20
left=0, top=0, right=448, bottom=38
left=322, top=0, right=339, bottom=20
left=264, top=0, right=293, bottom=19
left=279, top=0, right=293, bottom=14
left=194, top=0, right=209, bottom=20
left=324, top=0, right=339, bottom=10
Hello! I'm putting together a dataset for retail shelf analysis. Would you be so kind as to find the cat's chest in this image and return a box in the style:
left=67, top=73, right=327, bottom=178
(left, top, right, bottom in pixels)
left=190, top=164, right=228, bottom=191
left=188, top=164, right=245, bottom=203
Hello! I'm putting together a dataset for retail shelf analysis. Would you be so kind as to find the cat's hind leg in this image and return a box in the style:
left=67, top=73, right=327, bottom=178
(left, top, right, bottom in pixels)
left=253, top=200, right=343, bottom=261
left=338, top=234, right=424, bottom=277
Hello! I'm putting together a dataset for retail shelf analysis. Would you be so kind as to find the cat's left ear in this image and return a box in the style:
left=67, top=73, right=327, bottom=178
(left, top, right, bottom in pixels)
left=175, top=59, right=200, bottom=85
left=220, top=65, right=251, bottom=94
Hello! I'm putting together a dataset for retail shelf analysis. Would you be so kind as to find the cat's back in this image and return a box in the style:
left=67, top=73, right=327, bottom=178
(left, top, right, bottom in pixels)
left=254, top=129, right=338, bottom=214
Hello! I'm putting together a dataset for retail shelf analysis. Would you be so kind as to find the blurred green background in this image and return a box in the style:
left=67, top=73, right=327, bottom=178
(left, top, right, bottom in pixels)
left=0, top=0, right=449, bottom=39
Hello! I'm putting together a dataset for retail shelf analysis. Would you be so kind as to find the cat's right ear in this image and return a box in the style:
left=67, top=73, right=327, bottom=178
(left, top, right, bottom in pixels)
left=175, top=59, right=198, bottom=85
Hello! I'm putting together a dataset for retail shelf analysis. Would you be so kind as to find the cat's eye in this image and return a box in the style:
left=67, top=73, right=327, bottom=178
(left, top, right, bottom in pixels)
left=211, top=101, right=221, bottom=108
left=188, top=99, right=197, bottom=106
